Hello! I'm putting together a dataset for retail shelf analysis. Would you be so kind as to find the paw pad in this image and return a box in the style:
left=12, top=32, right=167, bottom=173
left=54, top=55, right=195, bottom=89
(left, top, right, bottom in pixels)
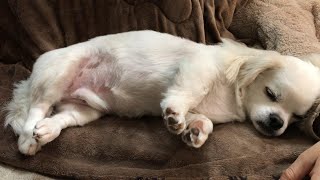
left=182, top=121, right=208, bottom=148
left=168, top=116, right=179, bottom=125
left=162, top=107, right=186, bottom=134
left=191, top=128, right=200, bottom=136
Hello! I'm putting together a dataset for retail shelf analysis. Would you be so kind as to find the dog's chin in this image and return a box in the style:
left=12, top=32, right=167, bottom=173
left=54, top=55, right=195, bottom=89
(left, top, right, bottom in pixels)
left=252, top=120, right=285, bottom=137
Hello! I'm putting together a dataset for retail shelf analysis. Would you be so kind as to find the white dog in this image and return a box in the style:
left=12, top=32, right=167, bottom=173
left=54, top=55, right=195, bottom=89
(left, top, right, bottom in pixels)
left=5, top=30, right=320, bottom=155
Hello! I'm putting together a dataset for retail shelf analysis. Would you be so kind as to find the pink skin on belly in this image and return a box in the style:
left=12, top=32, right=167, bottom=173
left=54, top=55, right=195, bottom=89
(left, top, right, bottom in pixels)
left=62, top=53, right=118, bottom=108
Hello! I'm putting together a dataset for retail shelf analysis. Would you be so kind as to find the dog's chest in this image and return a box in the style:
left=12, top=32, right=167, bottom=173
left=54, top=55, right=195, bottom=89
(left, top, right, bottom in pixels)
left=193, top=83, right=243, bottom=123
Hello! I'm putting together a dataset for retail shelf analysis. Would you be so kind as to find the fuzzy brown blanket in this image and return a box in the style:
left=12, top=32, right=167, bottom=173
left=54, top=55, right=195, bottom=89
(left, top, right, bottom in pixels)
left=0, top=0, right=319, bottom=179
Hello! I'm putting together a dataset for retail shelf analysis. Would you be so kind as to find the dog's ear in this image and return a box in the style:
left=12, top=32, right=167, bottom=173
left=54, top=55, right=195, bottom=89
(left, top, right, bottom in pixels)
left=225, top=55, right=283, bottom=88
left=300, top=53, right=320, bottom=68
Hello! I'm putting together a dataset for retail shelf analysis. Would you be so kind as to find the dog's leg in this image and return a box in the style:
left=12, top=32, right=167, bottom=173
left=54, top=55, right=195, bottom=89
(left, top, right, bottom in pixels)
left=181, top=112, right=213, bottom=148
left=33, top=103, right=103, bottom=150
left=160, top=58, right=216, bottom=134
left=18, top=102, right=52, bottom=155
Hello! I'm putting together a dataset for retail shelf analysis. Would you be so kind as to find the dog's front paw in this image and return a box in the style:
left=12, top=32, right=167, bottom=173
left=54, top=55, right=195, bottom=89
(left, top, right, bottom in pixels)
left=33, top=118, right=62, bottom=146
left=18, top=134, right=41, bottom=155
left=163, top=107, right=186, bottom=134
left=182, top=120, right=209, bottom=148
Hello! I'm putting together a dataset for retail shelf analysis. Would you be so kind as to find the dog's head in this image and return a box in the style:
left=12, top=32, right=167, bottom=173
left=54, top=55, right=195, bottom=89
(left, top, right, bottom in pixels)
left=226, top=53, right=320, bottom=136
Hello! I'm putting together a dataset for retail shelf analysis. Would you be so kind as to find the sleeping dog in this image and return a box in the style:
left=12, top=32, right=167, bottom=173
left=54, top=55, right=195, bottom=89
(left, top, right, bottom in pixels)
left=5, top=30, right=320, bottom=155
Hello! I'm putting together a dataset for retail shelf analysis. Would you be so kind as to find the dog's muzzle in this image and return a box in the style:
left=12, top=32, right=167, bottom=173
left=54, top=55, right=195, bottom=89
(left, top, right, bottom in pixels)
left=256, top=113, right=284, bottom=135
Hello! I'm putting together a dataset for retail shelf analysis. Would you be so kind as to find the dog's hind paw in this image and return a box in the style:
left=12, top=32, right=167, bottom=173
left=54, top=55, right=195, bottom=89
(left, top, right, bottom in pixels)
left=18, top=134, right=41, bottom=155
left=33, top=118, right=62, bottom=146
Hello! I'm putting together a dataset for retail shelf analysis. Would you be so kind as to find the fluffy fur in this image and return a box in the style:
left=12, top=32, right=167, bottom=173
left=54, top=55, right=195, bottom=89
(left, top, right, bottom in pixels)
left=5, top=30, right=320, bottom=155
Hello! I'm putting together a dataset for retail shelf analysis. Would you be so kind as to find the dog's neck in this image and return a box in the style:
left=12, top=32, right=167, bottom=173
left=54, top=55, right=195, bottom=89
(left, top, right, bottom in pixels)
left=193, top=80, right=247, bottom=124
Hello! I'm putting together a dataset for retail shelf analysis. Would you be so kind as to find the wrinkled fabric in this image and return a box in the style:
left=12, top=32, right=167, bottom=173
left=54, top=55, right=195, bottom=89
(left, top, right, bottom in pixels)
left=230, top=0, right=320, bottom=57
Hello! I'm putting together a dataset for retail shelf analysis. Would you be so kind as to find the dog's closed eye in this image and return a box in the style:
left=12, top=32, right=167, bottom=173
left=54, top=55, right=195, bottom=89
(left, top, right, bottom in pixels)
left=265, top=87, right=279, bottom=102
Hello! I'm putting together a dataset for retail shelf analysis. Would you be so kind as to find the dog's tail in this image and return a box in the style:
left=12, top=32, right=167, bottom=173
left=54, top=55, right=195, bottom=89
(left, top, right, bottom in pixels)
left=4, top=79, right=31, bottom=135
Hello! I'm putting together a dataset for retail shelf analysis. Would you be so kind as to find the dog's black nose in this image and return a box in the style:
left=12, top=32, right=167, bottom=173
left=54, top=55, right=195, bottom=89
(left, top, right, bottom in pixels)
left=268, top=113, right=283, bottom=130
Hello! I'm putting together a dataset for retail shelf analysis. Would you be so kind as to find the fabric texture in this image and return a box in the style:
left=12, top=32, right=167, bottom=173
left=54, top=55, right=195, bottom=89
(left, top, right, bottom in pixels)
left=0, top=0, right=319, bottom=179
left=230, top=0, right=320, bottom=57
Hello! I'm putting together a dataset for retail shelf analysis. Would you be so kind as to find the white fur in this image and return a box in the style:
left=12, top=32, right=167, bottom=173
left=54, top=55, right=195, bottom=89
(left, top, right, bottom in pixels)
left=4, top=30, right=320, bottom=155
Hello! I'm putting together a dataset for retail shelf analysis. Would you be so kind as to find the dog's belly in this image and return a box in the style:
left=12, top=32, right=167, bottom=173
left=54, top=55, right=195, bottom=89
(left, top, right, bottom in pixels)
left=62, top=50, right=180, bottom=117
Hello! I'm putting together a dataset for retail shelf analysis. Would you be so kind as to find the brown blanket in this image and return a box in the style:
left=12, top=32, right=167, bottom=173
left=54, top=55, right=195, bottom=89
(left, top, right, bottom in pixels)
left=230, top=0, right=320, bottom=56
left=0, top=0, right=318, bottom=179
